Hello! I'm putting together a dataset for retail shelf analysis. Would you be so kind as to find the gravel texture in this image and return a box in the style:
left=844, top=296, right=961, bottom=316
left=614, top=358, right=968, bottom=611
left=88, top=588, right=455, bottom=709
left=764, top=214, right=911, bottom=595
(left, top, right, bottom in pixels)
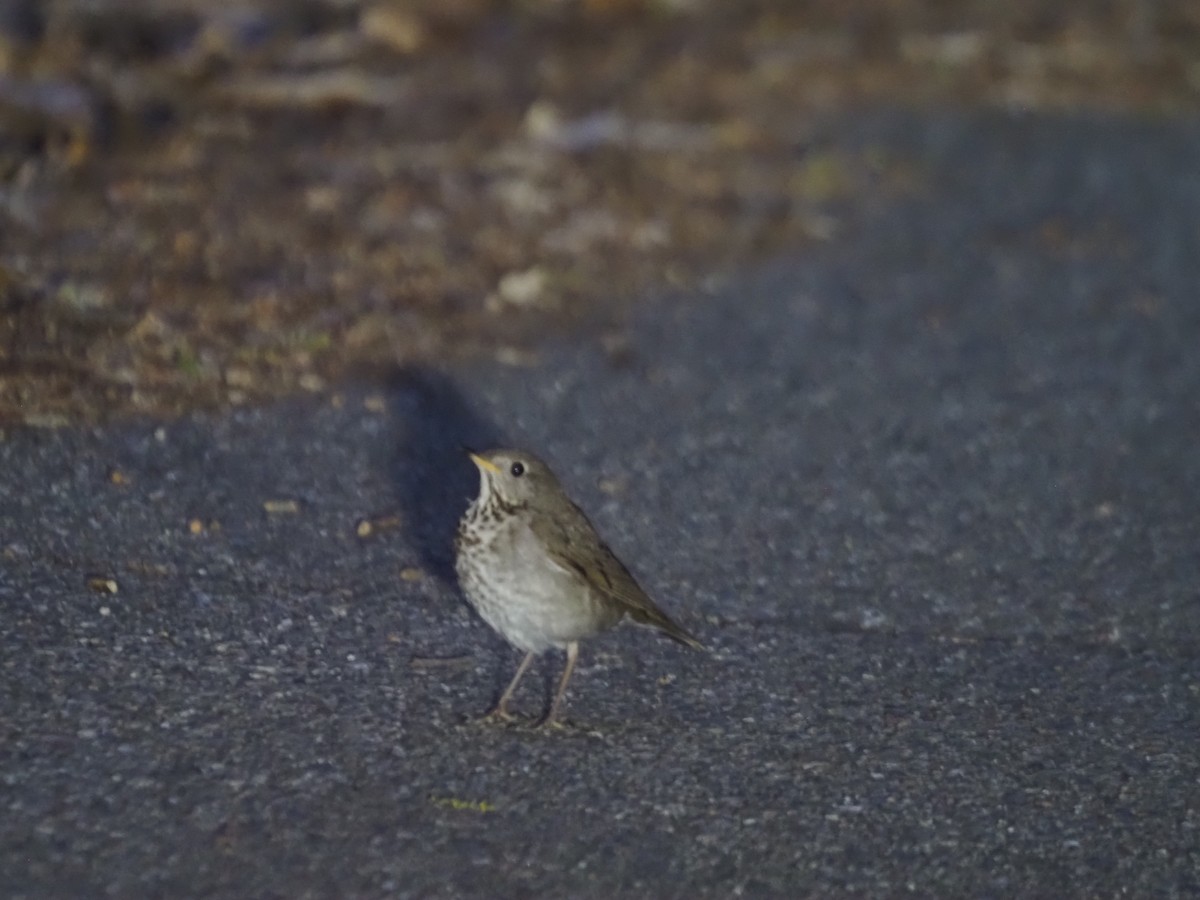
left=2, top=110, right=1199, bottom=897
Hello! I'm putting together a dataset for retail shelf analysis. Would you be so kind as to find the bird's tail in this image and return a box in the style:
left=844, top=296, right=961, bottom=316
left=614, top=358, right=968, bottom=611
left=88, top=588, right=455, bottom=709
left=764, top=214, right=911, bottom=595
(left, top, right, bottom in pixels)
left=630, top=606, right=706, bottom=651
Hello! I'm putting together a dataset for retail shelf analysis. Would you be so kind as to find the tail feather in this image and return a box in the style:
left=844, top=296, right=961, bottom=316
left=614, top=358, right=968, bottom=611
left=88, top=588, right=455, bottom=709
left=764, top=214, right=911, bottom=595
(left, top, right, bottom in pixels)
left=629, top=606, right=706, bottom=651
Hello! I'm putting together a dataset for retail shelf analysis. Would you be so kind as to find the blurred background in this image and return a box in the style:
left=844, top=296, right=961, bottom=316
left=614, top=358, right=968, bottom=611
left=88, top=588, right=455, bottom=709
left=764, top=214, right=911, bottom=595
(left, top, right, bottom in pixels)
left=2, top=0, right=1197, bottom=425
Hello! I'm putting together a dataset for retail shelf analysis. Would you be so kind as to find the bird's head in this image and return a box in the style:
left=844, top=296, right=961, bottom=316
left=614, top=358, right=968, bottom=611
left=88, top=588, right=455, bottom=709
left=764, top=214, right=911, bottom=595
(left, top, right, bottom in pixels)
left=465, top=448, right=559, bottom=508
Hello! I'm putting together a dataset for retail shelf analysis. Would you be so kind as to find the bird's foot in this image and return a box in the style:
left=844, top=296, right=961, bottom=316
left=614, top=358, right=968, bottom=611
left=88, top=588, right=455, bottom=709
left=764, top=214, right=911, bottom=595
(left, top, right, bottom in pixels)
left=476, top=706, right=523, bottom=726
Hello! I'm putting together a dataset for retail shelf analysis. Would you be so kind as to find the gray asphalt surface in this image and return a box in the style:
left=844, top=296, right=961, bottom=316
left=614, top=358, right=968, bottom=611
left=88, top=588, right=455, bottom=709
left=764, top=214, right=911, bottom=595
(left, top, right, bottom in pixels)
left=3, top=110, right=1199, bottom=898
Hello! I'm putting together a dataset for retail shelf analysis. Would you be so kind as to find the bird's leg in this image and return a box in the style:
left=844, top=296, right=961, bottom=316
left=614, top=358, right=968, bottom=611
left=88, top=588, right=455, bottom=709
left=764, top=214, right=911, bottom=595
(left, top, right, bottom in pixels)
left=540, top=641, right=579, bottom=727
left=483, top=650, right=536, bottom=721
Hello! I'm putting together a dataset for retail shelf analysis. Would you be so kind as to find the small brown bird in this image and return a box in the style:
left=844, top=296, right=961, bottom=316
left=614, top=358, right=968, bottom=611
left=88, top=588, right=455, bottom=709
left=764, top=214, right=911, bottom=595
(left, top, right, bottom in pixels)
left=455, top=448, right=702, bottom=725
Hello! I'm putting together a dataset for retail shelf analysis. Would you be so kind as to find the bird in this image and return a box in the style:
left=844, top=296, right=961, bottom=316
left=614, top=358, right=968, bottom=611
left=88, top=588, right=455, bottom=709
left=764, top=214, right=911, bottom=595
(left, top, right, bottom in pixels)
left=454, top=448, right=702, bottom=725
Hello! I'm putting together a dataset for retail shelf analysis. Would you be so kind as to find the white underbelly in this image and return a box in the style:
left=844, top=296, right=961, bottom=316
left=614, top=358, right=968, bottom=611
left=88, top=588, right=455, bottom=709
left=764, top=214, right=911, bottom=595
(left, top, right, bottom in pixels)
left=457, top=521, right=621, bottom=652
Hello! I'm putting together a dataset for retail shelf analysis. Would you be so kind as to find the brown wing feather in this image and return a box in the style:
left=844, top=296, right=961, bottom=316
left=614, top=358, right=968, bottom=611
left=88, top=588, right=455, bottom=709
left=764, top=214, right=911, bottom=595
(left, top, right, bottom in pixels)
left=531, top=502, right=704, bottom=650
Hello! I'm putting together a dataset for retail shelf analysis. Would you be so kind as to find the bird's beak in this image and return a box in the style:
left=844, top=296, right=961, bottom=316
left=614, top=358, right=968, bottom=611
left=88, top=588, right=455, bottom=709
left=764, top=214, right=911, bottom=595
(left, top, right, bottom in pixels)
left=466, top=450, right=502, bottom=475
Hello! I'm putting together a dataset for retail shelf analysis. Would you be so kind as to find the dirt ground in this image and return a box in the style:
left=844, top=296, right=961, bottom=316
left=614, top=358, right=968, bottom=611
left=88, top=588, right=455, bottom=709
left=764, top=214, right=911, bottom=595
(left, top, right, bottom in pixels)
left=2, top=0, right=1197, bottom=425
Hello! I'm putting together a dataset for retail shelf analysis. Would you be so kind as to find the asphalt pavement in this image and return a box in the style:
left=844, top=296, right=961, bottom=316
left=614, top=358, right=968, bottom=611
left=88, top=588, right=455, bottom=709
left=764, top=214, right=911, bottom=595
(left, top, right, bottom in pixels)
left=2, top=109, right=1199, bottom=897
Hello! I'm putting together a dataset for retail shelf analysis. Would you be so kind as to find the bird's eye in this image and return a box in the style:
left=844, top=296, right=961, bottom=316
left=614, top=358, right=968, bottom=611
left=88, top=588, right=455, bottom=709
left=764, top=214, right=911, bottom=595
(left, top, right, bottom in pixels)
left=510, top=462, right=525, bottom=477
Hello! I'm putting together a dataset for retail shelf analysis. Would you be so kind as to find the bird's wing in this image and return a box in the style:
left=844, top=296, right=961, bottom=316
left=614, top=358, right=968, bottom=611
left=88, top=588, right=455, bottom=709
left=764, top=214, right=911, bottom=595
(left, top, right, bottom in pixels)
left=531, top=503, right=704, bottom=650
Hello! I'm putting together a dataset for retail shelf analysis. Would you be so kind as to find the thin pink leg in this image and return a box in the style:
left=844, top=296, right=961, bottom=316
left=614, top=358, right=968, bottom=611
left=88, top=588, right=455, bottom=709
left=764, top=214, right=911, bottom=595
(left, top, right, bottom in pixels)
left=487, top=650, right=536, bottom=719
left=542, top=641, right=579, bottom=725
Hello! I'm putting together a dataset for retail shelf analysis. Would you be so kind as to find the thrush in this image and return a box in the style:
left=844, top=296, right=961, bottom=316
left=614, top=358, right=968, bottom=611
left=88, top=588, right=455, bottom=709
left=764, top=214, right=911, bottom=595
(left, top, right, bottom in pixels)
left=454, top=448, right=702, bottom=725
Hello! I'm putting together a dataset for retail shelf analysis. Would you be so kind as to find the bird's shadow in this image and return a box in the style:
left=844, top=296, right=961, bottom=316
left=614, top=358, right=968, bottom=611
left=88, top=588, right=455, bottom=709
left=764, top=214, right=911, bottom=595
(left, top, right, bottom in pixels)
left=383, top=364, right=512, bottom=587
